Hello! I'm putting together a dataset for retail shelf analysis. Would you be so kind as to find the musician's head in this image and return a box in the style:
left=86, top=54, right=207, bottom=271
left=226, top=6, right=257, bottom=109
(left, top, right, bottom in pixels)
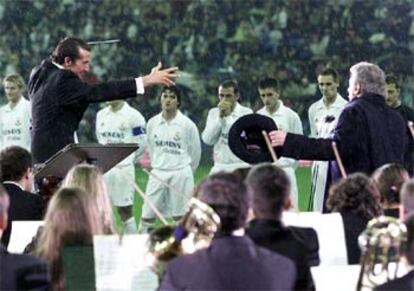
left=401, top=179, right=414, bottom=219
left=404, top=214, right=414, bottom=264
left=327, top=173, right=382, bottom=220
left=246, top=163, right=291, bottom=220
left=63, top=164, right=113, bottom=234
left=0, top=184, right=9, bottom=234
left=51, top=37, right=91, bottom=78
left=0, top=146, right=34, bottom=192
left=35, top=187, right=99, bottom=289
left=372, top=163, right=409, bottom=208
left=197, top=172, right=250, bottom=235
left=348, top=62, right=386, bottom=100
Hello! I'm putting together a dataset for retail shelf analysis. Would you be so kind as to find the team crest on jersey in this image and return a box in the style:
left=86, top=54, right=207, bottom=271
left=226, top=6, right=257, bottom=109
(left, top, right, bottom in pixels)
left=15, top=119, right=21, bottom=126
left=173, top=132, right=181, bottom=142
left=119, top=123, right=127, bottom=131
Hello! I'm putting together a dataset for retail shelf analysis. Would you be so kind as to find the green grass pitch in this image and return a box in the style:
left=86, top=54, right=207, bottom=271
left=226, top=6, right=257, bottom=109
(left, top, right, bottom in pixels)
left=120, top=165, right=312, bottom=228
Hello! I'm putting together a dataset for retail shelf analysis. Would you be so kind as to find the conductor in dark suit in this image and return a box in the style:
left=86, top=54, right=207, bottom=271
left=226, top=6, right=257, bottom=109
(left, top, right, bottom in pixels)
left=246, top=163, right=319, bottom=291
left=159, top=172, right=297, bottom=290
left=269, top=62, right=406, bottom=211
left=28, top=36, right=178, bottom=164
left=0, top=146, right=45, bottom=247
left=0, top=183, right=50, bottom=290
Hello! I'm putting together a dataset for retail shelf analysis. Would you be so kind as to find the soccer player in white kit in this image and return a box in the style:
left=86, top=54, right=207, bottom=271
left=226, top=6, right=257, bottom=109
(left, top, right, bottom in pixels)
left=256, top=77, right=303, bottom=209
left=308, top=68, right=347, bottom=211
left=0, top=74, right=31, bottom=151
left=140, top=86, right=201, bottom=233
left=202, top=79, right=252, bottom=174
left=96, top=100, right=147, bottom=233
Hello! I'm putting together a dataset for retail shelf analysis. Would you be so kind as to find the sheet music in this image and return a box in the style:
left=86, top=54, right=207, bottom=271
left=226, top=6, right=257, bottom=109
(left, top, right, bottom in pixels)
left=283, top=212, right=348, bottom=265
left=311, top=265, right=360, bottom=291
left=93, top=234, right=158, bottom=291
left=8, top=221, right=44, bottom=253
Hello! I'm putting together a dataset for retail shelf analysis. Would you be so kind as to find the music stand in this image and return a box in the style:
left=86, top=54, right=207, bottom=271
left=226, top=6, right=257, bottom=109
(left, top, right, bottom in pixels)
left=34, top=143, right=139, bottom=180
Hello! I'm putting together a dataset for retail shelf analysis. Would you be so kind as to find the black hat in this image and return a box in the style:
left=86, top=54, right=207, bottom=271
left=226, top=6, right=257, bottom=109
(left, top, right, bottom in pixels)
left=228, top=114, right=281, bottom=164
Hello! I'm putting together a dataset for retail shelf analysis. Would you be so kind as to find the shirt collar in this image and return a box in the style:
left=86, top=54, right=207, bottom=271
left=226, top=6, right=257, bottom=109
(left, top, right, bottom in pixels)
left=52, top=61, right=65, bottom=69
left=316, top=93, right=346, bottom=110
left=160, top=110, right=181, bottom=125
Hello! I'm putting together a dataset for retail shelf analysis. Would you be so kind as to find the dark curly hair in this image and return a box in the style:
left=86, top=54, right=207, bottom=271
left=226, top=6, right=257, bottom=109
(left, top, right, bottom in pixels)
left=372, top=163, right=408, bottom=206
left=327, top=173, right=382, bottom=220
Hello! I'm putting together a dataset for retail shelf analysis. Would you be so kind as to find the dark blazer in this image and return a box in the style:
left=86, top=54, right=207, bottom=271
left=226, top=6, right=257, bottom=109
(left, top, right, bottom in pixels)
left=396, top=104, right=414, bottom=175
left=375, top=270, right=414, bottom=290
left=28, top=60, right=138, bottom=163
left=246, top=219, right=319, bottom=290
left=282, top=93, right=406, bottom=210
left=159, top=235, right=296, bottom=290
left=0, top=243, right=50, bottom=290
left=340, top=210, right=369, bottom=265
left=1, top=183, right=45, bottom=247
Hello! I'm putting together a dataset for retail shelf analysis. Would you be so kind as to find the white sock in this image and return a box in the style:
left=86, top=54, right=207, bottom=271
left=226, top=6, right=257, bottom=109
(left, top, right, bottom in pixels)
left=124, top=217, right=138, bottom=234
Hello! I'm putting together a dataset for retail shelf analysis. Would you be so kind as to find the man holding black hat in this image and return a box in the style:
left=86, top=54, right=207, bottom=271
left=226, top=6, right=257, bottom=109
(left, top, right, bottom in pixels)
left=257, top=77, right=303, bottom=209
left=269, top=62, right=406, bottom=212
left=202, top=79, right=252, bottom=174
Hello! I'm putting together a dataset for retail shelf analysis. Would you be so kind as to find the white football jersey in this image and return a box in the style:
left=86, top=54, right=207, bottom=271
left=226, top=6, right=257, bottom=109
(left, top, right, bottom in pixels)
left=202, top=102, right=252, bottom=173
left=96, top=102, right=147, bottom=166
left=257, top=101, right=303, bottom=208
left=147, top=111, right=201, bottom=172
left=308, top=94, right=347, bottom=137
left=0, top=97, right=31, bottom=151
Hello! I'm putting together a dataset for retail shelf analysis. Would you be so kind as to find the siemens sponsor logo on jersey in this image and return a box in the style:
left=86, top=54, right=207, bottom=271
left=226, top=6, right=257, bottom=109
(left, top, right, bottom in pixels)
left=154, top=139, right=182, bottom=155
left=155, top=140, right=182, bottom=149
left=3, top=128, right=22, bottom=135
left=100, top=131, right=126, bottom=139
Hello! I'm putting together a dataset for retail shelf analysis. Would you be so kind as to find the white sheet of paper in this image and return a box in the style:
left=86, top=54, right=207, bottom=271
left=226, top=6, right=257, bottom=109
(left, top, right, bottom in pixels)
left=93, top=234, right=158, bottom=291
left=311, top=265, right=360, bottom=291
left=8, top=220, right=44, bottom=253
left=283, top=212, right=348, bottom=265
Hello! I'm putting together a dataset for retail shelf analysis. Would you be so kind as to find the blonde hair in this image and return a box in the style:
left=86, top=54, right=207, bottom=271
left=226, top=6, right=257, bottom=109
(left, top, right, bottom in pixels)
left=3, top=73, right=25, bottom=90
left=62, top=164, right=114, bottom=234
left=36, top=187, right=99, bottom=289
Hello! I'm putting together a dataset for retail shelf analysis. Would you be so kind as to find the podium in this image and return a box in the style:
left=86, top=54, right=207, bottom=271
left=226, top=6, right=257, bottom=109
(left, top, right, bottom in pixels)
left=34, top=143, right=139, bottom=180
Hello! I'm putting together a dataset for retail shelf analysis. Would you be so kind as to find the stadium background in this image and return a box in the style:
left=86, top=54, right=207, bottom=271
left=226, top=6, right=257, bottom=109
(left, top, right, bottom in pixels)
left=0, top=0, right=413, bottom=226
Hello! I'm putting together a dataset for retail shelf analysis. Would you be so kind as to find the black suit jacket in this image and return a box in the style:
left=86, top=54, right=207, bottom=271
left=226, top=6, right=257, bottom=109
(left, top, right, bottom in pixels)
left=159, top=235, right=296, bottom=290
left=28, top=60, right=138, bottom=163
left=246, top=219, right=319, bottom=290
left=0, top=243, right=50, bottom=290
left=282, top=93, right=406, bottom=210
left=1, top=183, right=45, bottom=247
left=396, top=104, right=414, bottom=175
left=375, top=270, right=414, bottom=290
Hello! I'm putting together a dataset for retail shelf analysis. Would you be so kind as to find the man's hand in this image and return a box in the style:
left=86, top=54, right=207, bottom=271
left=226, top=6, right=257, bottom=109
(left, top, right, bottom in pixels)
left=218, top=100, right=232, bottom=118
left=142, top=62, right=178, bottom=87
left=268, top=130, right=287, bottom=147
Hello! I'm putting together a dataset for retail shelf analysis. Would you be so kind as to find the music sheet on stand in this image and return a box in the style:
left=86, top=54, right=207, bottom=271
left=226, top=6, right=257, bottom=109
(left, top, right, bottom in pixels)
left=93, top=234, right=158, bottom=291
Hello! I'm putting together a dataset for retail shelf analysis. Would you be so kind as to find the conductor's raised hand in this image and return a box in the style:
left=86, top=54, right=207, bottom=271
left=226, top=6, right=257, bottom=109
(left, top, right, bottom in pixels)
left=268, top=130, right=287, bottom=147
left=142, top=62, right=178, bottom=87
